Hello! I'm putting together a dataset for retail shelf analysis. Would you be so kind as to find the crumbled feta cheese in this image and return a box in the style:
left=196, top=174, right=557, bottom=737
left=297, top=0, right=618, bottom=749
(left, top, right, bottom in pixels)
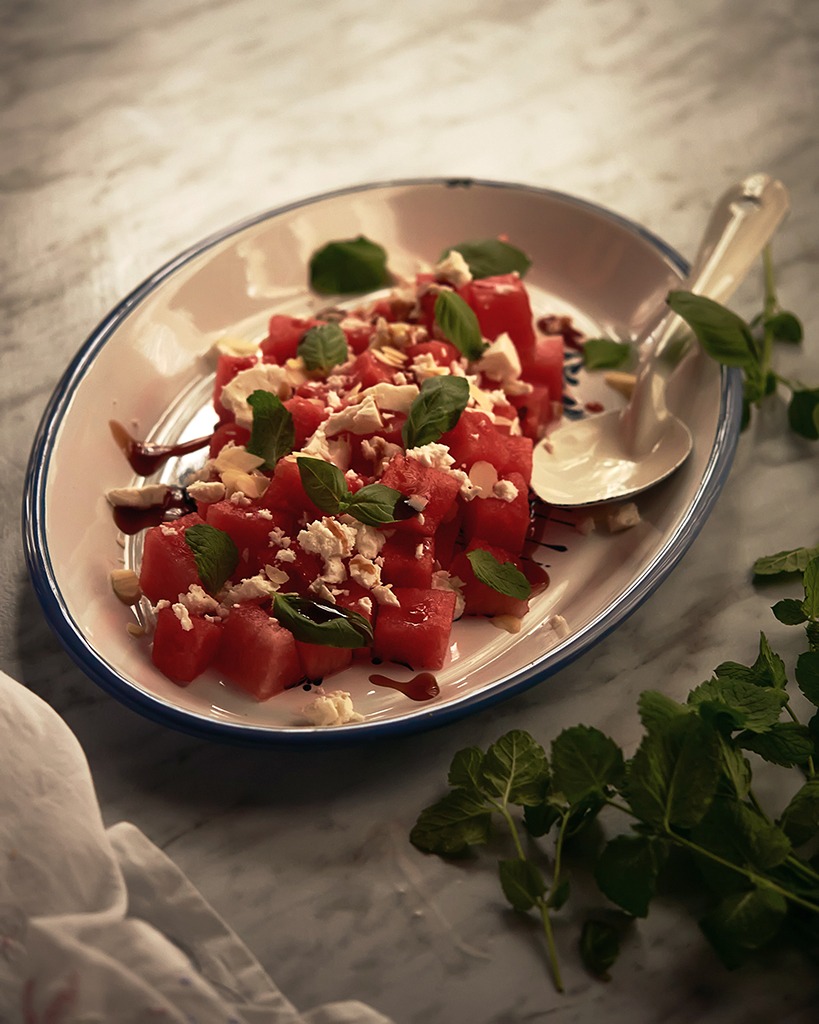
left=373, top=584, right=400, bottom=607
left=415, top=543, right=425, bottom=560
left=222, top=574, right=274, bottom=606
left=298, top=431, right=352, bottom=471
left=302, top=689, right=365, bottom=726
left=493, top=479, right=519, bottom=502
left=172, top=602, right=193, bottom=631
left=433, top=249, right=473, bottom=288
left=256, top=508, right=273, bottom=520
left=106, top=483, right=170, bottom=508
left=186, top=480, right=226, bottom=504
left=431, top=570, right=465, bottom=619
left=220, top=364, right=301, bottom=429
left=309, top=580, right=337, bottom=604
left=358, top=596, right=373, bottom=616
left=353, top=523, right=387, bottom=560
left=268, top=527, right=291, bottom=548
left=179, top=584, right=220, bottom=617
left=476, top=332, right=522, bottom=383
left=348, top=553, right=382, bottom=590
left=360, top=382, right=419, bottom=414
left=411, top=352, right=449, bottom=382
left=275, top=548, right=297, bottom=562
left=229, top=491, right=252, bottom=506
left=159, top=524, right=177, bottom=536
left=324, top=395, right=383, bottom=437
left=406, top=494, right=428, bottom=512
left=405, top=442, right=455, bottom=470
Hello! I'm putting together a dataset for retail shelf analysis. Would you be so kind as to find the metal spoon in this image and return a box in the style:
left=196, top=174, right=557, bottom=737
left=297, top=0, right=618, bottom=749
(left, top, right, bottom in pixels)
left=530, top=174, right=790, bottom=507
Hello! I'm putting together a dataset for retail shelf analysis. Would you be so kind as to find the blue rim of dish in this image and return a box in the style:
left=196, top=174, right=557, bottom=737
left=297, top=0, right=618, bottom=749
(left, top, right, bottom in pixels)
left=23, top=177, right=743, bottom=748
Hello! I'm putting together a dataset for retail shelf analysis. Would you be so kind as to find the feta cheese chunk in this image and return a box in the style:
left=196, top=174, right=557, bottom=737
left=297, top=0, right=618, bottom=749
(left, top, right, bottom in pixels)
left=106, top=483, right=170, bottom=508
left=433, top=249, right=472, bottom=288
left=476, top=332, right=522, bottom=383
left=302, top=689, right=365, bottom=726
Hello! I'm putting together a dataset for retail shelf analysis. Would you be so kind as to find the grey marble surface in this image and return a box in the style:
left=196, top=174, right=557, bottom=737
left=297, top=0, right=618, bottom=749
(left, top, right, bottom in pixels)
left=3, top=0, right=819, bottom=1020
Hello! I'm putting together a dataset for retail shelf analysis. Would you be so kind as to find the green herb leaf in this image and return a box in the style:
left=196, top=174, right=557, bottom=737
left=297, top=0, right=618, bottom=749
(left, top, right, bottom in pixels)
left=699, top=888, right=787, bottom=969
left=580, top=920, right=621, bottom=979
left=309, top=235, right=390, bottom=295
left=594, top=833, right=667, bottom=918
left=466, top=549, right=531, bottom=601
left=716, top=734, right=751, bottom=801
left=637, top=690, right=692, bottom=732
left=273, top=593, right=373, bottom=649
left=688, top=676, right=785, bottom=733
left=796, top=651, right=819, bottom=707
left=808, top=621, right=819, bottom=653
left=499, top=858, right=546, bottom=912
left=550, top=725, right=625, bottom=806
left=246, top=390, right=295, bottom=469
left=184, top=523, right=239, bottom=595
left=788, top=389, right=819, bottom=440
left=693, top=796, right=791, bottom=878
left=402, top=374, right=470, bottom=449
left=447, top=746, right=486, bottom=791
left=410, top=789, right=493, bottom=857
left=766, top=311, right=803, bottom=344
left=439, top=238, right=531, bottom=280
left=778, top=778, right=819, bottom=847
left=297, top=322, right=349, bottom=373
left=803, top=556, right=819, bottom=619
left=296, top=457, right=349, bottom=516
left=434, top=290, right=486, bottom=360
left=738, top=722, right=815, bottom=767
left=752, top=632, right=788, bottom=690
left=547, top=877, right=571, bottom=911
left=666, top=291, right=757, bottom=368
left=345, top=482, right=406, bottom=526
left=753, top=544, right=819, bottom=575
left=772, top=598, right=809, bottom=625
left=480, top=730, right=550, bottom=807
left=582, top=338, right=631, bottom=371
left=523, top=800, right=563, bottom=838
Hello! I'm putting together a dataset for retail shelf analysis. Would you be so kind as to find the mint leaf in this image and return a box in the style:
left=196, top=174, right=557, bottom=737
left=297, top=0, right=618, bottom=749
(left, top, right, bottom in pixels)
left=796, top=651, right=819, bottom=707
left=717, top=734, right=751, bottom=801
left=297, top=322, right=348, bottom=373
left=410, top=789, right=493, bottom=856
left=693, top=796, right=791, bottom=876
left=582, top=338, right=631, bottom=371
left=246, top=390, right=295, bottom=469
left=753, top=544, right=819, bottom=575
left=447, top=746, right=486, bottom=791
left=738, top=722, right=815, bottom=767
left=637, top=690, right=691, bottom=732
left=778, top=778, right=819, bottom=847
left=480, top=730, right=550, bottom=807
left=402, top=374, right=470, bottom=448
left=466, top=549, right=531, bottom=601
left=688, top=676, right=785, bottom=733
left=767, top=311, right=803, bottom=344
left=700, top=888, right=787, bottom=969
left=499, top=858, right=546, bottom=912
left=434, top=290, right=486, bottom=360
left=788, top=389, right=819, bottom=440
left=803, top=556, right=819, bottom=619
left=439, top=238, right=531, bottom=280
left=273, top=594, right=373, bottom=649
left=667, top=291, right=757, bottom=368
left=580, top=920, right=621, bottom=979
left=773, top=598, right=809, bottom=625
left=523, top=800, right=563, bottom=838
left=594, top=833, right=668, bottom=918
left=626, top=713, right=721, bottom=830
left=753, top=632, right=788, bottom=690
left=550, top=725, right=625, bottom=805
left=309, top=235, right=390, bottom=295
left=547, top=877, right=571, bottom=911
left=184, top=523, right=239, bottom=595
left=345, top=482, right=406, bottom=526
left=296, top=457, right=349, bottom=515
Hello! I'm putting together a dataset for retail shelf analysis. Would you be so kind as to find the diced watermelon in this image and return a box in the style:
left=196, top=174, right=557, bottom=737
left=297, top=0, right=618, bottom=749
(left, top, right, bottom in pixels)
left=460, top=274, right=536, bottom=362
left=379, top=454, right=461, bottom=536
left=461, top=472, right=530, bottom=554
left=215, top=603, right=303, bottom=700
left=204, top=501, right=293, bottom=577
left=283, top=395, right=328, bottom=448
left=261, top=315, right=323, bottom=364
left=350, top=350, right=395, bottom=389
left=372, top=587, right=456, bottom=670
left=296, top=641, right=353, bottom=680
left=152, top=606, right=222, bottom=684
left=209, top=422, right=250, bottom=458
left=258, top=457, right=323, bottom=519
left=140, top=513, right=205, bottom=603
left=380, top=533, right=434, bottom=588
left=522, top=334, right=564, bottom=404
left=404, top=340, right=459, bottom=366
left=451, top=539, right=530, bottom=619
left=509, top=383, right=554, bottom=439
left=342, top=318, right=376, bottom=354
left=440, top=410, right=533, bottom=478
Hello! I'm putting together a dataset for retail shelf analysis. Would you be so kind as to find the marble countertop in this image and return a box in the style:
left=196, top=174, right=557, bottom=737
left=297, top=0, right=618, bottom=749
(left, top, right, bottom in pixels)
left=2, top=0, right=819, bottom=1020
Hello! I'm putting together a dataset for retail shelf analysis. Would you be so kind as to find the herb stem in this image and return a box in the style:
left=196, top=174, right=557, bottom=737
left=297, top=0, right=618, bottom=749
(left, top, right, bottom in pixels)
left=495, top=801, right=528, bottom=862
left=748, top=788, right=772, bottom=825
left=551, top=811, right=570, bottom=895
left=537, top=898, right=564, bottom=993
left=759, top=244, right=778, bottom=391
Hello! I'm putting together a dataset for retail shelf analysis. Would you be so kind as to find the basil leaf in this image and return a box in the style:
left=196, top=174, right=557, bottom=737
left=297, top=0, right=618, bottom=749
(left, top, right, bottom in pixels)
left=246, top=390, right=295, bottom=469
left=666, top=291, right=757, bottom=368
left=788, top=388, right=819, bottom=440
left=402, top=374, right=470, bottom=449
left=439, top=238, right=531, bottom=280
left=582, top=338, right=631, bottom=370
left=466, top=548, right=531, bottom=601
left=309, top=235, right=390, bottom=295
left=753, top=543, right=819, bottom=575
left=434, top=290, right=486, bottom=360
left=184, top=523, right=239, bottom=595
left=298, top=322, right=349, bottom=373
left=767, top=311, right=803, bottom=343
left=345, top=482, right=406, bottom=526
left=273, top=593, right=373, bottom=649
left=297, top=457, right=350, bottom=515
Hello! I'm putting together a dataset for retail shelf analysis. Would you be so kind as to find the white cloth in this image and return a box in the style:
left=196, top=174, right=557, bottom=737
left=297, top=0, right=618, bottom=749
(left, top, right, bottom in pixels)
left=0, top=670, right=395, bottom=1024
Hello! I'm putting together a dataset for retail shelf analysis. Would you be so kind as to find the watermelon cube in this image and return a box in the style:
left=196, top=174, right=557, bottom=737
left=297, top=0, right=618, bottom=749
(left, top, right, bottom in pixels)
left=140, top=513, right=205, bottom=603
left=372, top=587, right=457, bottom=670
left=152, top=606, right=222, bottom=684
left=522, top=334, right=565, bottom=404
left=379, top=455, right=461, bottom=536
left=380, top=533, right=434, bottom=588
left=460, top=274, right=536, bottom=362
left=451, top=540, right=530, bottom=619
left=214, top=603, right=303, bottom=700
left=462, top=472, right=530, bottom=554
left=261, top=315, right=323, bottom=364
left=296, top=641, right=353, bottom=681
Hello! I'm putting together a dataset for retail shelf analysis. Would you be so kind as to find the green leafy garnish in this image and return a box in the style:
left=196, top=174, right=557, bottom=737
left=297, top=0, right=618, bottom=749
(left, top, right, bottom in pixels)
left=246, top=390, right=295, bottom=469
left=438, top=238, right=531, bottom=280
left=296, top=457, right=407, bottom=526
left=273, top=593, right=373, bottom=649
left=401, top=374, right=470, bottom=449
left=433, top=290, right=486, bottom=360
left=582, top=338, right=631, bottom=370
left=184, top=523, right=239, bottom=595
left=754, top=544, right=819, bottom=576
left=579, top=920, right=622, bottom=979
left=309, top=235, right=390, bottom=295
left=297, top=322, right=349, bottom=373
left=666, top=292, right=757, bottom=367
left=466, top=549, right=531, bottom=601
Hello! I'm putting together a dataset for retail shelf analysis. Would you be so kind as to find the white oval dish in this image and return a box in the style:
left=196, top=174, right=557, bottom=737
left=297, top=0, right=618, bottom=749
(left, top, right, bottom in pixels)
left=24, top=178, right=742, bottom=747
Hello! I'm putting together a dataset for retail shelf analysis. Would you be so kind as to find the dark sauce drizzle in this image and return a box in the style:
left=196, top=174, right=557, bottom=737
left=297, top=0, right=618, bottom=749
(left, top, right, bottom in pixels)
left=113, top=487, right=196, bottom=535
left=110, top=419, right=211, bottom=476
left=369, top=672, right=439, bottom=702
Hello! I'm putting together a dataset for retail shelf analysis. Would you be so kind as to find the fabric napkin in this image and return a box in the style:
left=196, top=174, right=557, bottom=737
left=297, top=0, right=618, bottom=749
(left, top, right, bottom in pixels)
left=0, top=670, right=395, bottom=1024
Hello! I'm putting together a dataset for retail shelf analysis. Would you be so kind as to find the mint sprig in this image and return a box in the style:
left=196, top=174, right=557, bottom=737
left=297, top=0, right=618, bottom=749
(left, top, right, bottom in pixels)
left=466, top=549, right=531, bottom=601
left=438, top=238, right=531, bottom=280
left=184, top=523, right=239, bottom=595
left=246, top=390, right=295, bottom=469
left=434, top=290, right=486, bottom=360
left=296, top=457, right=407, bottom=527
left=401, top=374, right=470, bottom=449
left=309, top=235, right=390, bottom=295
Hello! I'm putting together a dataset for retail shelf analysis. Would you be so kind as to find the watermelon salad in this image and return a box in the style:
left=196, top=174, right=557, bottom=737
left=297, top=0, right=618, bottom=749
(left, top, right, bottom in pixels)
left=107, top=237, right=589, bottom=721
